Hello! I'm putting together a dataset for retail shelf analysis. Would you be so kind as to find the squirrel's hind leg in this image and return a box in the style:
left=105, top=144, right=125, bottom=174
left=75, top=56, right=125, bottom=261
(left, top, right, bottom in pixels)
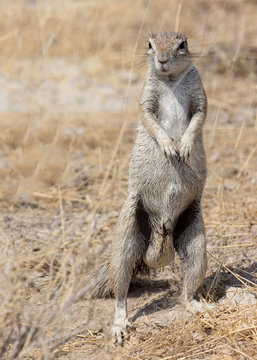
left=110, top=196, right=147, bottom=344
left=173, top=200, right=214, bottom=312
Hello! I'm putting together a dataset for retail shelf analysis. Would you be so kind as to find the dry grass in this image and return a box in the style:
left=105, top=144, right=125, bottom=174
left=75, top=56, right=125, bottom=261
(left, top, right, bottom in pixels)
left=0, top=0, right=256, bottom=359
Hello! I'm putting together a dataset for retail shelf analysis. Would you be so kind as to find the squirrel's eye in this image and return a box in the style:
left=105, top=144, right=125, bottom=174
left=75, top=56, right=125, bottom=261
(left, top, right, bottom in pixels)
left=148, top=41, right=152, bottom=49
left=179, top=41, right=186, bottom=50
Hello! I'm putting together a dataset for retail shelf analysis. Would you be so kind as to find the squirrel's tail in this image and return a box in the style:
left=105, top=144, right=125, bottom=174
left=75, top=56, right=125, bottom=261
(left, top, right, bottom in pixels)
left=89, top=256, right=150, bottom=298
left=89, top=257, right=113, bottom=298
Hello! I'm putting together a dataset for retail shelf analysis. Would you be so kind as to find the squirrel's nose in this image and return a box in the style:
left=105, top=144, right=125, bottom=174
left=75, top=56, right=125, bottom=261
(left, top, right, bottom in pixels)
left=157, top=53, right=169, bottom=64
left=158, top=58, right=168, bottom=64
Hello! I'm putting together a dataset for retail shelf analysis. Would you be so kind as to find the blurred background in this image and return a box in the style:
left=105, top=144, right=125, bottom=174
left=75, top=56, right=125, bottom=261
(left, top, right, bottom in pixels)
left=0, top=0, right=256, bottom=358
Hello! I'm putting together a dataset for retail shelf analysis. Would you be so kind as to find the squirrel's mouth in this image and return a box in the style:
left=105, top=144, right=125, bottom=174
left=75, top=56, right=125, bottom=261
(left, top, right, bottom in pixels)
left=158, top=65, right=172, bottom=74
left=155, top=61, right=172, bottom=73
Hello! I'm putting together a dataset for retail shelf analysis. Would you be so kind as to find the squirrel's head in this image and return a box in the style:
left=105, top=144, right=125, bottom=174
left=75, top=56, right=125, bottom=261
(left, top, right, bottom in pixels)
left=148, top=32, right=191, bottom=76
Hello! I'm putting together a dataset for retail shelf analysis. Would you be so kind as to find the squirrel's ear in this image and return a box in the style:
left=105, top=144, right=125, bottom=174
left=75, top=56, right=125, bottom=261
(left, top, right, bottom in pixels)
left=177, top=40, right=188, bottom=54
left=148, top=39, right=153, bottom=54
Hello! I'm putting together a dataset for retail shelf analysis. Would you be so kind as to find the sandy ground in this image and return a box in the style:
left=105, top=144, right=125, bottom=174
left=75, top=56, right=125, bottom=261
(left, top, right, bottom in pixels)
left=0, top=1, right=256, bottom=359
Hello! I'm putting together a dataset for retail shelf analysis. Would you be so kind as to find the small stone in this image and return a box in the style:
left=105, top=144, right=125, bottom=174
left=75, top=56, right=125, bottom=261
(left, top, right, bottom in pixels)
left=219, top=286, right=257, bottom=307
left=193, top=331, right=204, bottom=341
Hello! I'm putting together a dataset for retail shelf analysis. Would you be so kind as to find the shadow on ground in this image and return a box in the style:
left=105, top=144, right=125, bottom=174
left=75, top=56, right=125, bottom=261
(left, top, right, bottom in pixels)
left=201, top=262, right=257, bottom=301
left=129, top=262, right=257, bottom=321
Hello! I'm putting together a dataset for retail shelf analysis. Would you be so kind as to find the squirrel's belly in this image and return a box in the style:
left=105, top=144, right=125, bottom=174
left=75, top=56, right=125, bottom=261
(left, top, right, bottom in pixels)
left=130, top=129, right=206, bottom=210
left=159, top=114, right=189, bottom=141
left=137, top=157, right=205, bottom=217
left=141, top=180, right=190, bottom=217
left=158, top=94, right=190, bottom=140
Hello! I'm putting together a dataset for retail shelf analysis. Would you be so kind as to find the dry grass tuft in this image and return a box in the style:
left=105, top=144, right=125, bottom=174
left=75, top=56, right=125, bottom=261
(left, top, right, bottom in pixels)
left=0, top=0, right=256, bottom=359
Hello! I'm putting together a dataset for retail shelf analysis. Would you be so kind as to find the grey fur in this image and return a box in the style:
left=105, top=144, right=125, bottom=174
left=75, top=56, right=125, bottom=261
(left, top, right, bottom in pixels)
left=94, top=32, right=208, bottom=343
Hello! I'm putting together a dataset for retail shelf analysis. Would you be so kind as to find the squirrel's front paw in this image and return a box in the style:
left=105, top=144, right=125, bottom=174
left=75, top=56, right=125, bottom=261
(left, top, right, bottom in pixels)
left=178, top=136, right=193, bottom=161
left=157, top=133, right=178, bottom=158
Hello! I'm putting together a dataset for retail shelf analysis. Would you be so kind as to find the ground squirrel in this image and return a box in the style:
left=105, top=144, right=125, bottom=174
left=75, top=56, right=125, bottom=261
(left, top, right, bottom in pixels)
left=93, top=32, right=209, bottom=344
